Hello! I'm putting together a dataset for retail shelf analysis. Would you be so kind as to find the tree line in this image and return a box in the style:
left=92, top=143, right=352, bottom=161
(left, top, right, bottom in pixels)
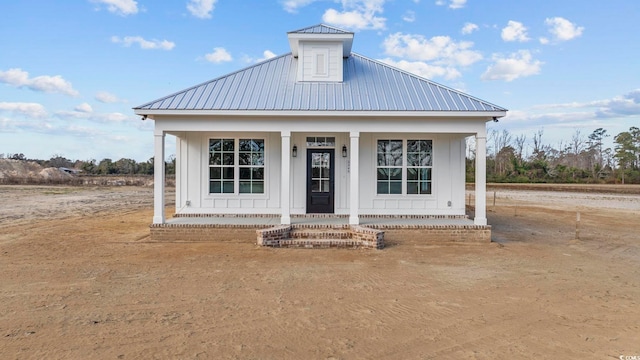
left=0, top=153, right=176, bottom=175
left=467, top=126, right=640, bottom=184
left=3, top=125, right=639, bottom=183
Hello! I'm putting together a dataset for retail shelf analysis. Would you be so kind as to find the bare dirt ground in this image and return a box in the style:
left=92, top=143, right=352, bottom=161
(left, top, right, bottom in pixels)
left=1, top=185, right=639, bottom=359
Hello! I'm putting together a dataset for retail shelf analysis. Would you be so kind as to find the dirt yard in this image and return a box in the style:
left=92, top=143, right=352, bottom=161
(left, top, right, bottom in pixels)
left=1, top=185, right=639, bottom=359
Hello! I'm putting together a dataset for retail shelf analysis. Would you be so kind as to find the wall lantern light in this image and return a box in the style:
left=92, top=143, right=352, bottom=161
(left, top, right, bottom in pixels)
left=342, top=144, right=348, bottom=157
left=292, top=145, right=298, bottom=157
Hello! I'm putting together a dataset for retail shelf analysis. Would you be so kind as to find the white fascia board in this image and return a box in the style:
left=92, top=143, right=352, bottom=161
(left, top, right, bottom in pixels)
left=134, top=109, right=507, bottom=119
left=153, top=117, right=491, bottom=135
left=288, top=33, right=354, bottom=57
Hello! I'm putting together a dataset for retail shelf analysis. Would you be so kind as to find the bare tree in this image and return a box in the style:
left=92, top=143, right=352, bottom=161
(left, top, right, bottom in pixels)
left=514, top=134, right=526, bottom=161
left=531, top=129, right=546, bottom=160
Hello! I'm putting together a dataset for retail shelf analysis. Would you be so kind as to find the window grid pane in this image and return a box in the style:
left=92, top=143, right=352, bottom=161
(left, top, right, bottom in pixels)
left=407, top=140, right=433, bottom=195
left=209, top=138, right=235, bottom=194
left=238, top=139, right=265, bottom=194
left=376, top=140, right=403, bottom=194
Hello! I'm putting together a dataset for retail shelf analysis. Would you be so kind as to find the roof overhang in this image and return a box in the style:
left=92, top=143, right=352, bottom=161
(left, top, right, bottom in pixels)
left=134, top=109, right=507, bottom=120
left=287, top=33, right=354, bottom=57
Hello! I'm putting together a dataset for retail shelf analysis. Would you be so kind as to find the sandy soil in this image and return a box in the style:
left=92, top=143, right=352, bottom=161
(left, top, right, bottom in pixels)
left=1, top=185, right=639, bottom=359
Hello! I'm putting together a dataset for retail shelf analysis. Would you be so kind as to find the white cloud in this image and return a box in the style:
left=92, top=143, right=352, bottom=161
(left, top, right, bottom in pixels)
left=281, top=0, right=318, bottom=13
left=0, top=102, right=48, bottom=118
left=74, top=103, right=93, bottom=113
left=539, top=37, right=549, bottom=45
left=204, top=47, right=232, bottom=63
left=55, top=109, right=130, bottom=123
left=436, top=0, right=466, bottom=9
left=187, top=0, right=217, bottom=19
left=545, top=17, right=584, bottom=42
left=501, top=20, right=529, bottom=42
left=322, top=0, right=386, bottom=30
left=382, top=32, right=482, bottom=67
left=91, top=0, right=138, bottom=16
left=535, top=89, right=640, bottom=119
left=403, top=10, right=416, bottom=23
left=0, top=68, right=79, bottom=96
left=379, top=58, right=461, bottom=80
left=95, top=91, right=123, bottom=103
left=256, top=50, right=277, bottom=63
left=461, top=22, right=478, bottom=35
left=111, top=36, right=175, bottom=50
left=481, top=50, right=542, bottom=82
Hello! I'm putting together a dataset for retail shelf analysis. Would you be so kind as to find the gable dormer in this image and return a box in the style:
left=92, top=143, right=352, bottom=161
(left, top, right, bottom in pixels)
left=287, top=24, right=354, bottom=82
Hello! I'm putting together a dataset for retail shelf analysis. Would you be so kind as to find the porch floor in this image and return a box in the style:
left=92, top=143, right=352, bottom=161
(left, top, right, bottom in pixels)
left=165, top=215, right=475, bottom=228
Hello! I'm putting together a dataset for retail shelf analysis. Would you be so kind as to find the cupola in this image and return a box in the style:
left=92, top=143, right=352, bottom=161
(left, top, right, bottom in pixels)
left=287, top=24, right=354, bottom=82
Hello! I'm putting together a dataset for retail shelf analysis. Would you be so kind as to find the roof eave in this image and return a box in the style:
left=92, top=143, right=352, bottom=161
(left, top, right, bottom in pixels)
left=134, top=109, right=507, bottom=119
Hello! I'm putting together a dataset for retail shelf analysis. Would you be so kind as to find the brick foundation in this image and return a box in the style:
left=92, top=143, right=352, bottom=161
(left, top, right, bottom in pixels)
left=383, top=226, right=491, bottom=244
left=149, top=224, right=258, bottom=242
left=149, top=221, right=490, bottom=246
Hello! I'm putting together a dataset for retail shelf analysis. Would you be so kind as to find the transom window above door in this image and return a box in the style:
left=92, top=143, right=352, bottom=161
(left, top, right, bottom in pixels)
left=306, top=136, right=335, bottom=147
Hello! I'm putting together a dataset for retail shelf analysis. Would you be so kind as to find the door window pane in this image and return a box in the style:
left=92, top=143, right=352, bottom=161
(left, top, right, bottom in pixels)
left=311, top=152, right=330, bottom=193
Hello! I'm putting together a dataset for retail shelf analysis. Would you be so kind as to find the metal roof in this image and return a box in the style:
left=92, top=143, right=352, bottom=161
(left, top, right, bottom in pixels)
left=135, top=53, right=506, bottom=113
left=288, top=24, right=353, bottom=35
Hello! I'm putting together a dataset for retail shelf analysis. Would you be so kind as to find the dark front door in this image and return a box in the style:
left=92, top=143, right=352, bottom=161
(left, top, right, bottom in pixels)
left=306, top=149, right=335, bottom=213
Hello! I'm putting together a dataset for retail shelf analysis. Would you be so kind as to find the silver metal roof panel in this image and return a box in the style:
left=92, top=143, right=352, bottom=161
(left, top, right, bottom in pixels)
left=135, top=53, right=507, bottom=113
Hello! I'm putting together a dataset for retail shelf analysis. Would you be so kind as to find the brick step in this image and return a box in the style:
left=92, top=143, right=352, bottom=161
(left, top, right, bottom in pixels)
left=278, top=238, right=364, bottom=249
left=289, top=229, right=351, bottom=240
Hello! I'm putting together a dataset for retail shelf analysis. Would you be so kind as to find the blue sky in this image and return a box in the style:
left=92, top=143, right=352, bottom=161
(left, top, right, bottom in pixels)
left=1, top=0, right=638, bottom=162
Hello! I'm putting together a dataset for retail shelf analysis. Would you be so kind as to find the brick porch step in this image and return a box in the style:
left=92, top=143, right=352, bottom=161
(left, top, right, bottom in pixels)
left=289, top=228, right=351, bottom=240
left=279, top=238, right=364, bottom=248
left=256, top=225, right=384, bottom=249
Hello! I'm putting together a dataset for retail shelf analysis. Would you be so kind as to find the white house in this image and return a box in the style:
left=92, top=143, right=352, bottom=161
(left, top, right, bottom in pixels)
left=134, top=24, right=506, bottom=244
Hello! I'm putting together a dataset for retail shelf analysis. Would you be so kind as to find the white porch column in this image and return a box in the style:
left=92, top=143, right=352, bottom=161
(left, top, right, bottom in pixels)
left=153, top=131, right=166, bottom=224
left=474, top=133, right=487, bottom=225
left=280, top=131, right=291, bottom=225
left=349, top=131, right=360, bottom=225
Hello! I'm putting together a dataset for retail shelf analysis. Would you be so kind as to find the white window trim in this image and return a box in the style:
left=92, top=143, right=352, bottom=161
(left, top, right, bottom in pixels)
left=205, top=135, right=269, bottom=198
left=373, top=137, right=435, bottom=197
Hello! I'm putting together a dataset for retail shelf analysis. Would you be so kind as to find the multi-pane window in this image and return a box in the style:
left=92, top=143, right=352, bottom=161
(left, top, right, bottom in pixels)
left=376, top=139, right=433, bottom=195
left=209, top=138, right=265, bottom=194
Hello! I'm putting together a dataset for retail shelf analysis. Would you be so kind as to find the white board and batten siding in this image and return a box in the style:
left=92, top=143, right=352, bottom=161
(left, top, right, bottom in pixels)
left=174, top=130, right=467, bottom=216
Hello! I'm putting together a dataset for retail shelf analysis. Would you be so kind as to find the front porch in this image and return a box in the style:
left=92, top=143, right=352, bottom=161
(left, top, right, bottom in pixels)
left=149, top=214, right=492, bottom=248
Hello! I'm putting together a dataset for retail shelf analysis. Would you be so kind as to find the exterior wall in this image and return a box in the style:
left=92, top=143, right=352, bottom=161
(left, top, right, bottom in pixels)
left=172, top=129, right=467, bottom=217
left=358, top=133, right=467, bottom=216
left=298, top=41, right=343, bottom=82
